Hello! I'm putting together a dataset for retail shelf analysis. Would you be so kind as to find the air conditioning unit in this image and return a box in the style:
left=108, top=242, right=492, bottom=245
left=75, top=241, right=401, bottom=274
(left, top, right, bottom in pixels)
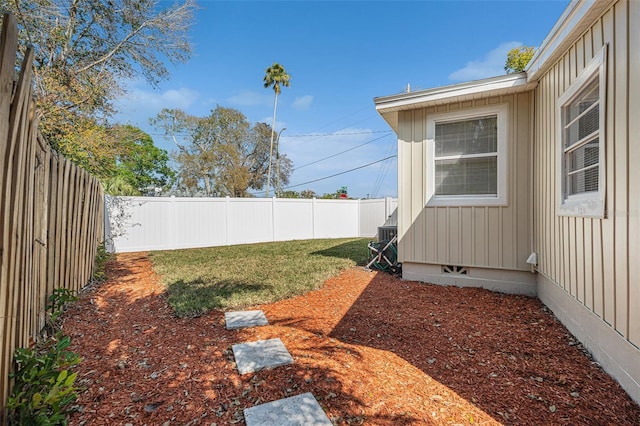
left=377, top=225, right=397, bottom=242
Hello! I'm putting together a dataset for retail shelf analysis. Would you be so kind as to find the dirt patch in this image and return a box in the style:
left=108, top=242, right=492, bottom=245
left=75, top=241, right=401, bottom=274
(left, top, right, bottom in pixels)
left=64, top=253, right=640, bottom=425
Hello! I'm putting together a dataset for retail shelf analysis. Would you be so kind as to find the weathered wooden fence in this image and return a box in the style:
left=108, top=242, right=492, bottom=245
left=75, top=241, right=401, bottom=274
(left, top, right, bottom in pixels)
left=0, top=14, right=104, bottom=412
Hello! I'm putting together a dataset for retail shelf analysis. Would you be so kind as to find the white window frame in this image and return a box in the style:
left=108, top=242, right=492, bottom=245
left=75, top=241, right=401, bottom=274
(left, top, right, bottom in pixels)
left=426, top=104, right=508, bottom=206
left=557, top=45, right=607, bottom=218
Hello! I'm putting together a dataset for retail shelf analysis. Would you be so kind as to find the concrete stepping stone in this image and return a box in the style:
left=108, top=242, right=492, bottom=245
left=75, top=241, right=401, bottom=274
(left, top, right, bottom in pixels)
left=225, top=310, right=268, bottom=330
left=244, top=392, right=332, bottom=426
left=232, top=338, right=294, bottom=375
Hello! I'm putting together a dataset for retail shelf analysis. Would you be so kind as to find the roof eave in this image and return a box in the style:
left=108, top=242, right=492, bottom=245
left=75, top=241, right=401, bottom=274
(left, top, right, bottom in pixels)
left=525, top=0, right=616, bottom=82
left=374, top=73, right=536, bottom=133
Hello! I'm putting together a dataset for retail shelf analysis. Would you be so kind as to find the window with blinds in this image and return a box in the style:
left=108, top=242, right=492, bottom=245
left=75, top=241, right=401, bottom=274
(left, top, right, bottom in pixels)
left=434, top=116, right=498, bottom=196
left=557, top=45, right=606, bottom=218
left=426, top=104, right=508, bottom=207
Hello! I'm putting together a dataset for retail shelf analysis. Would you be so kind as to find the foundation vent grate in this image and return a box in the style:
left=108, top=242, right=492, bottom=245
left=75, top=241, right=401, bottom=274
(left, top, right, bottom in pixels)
left=442, top=265, right=468, bottom=275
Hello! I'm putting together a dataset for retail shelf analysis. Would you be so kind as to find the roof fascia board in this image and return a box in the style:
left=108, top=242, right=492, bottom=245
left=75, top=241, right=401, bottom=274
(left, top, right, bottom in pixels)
left=526, top=0, right=616, bottom=82
left=375, top=73, right=532, bottom=113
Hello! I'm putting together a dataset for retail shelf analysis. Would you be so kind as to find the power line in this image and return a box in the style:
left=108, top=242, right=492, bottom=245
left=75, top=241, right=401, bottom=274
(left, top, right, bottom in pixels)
left=282, top=130, right=392, bottom=138
left=372, top=137, right=397, bottom=197
left=249, top=155, right=397, bottom=197
left=295, top=133, right=392, bottom=170
left=146, top=129, right=391, bottom=138
left=281, top=155, right=397, bottom=191
left=305, top=105, right=373, bottom=134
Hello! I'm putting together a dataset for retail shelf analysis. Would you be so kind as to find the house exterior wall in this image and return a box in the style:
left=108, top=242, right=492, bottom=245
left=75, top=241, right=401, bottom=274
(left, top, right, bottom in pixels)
left=532, top=0, right=640, bottom=401
left=396, top=93, right=533, bottom=290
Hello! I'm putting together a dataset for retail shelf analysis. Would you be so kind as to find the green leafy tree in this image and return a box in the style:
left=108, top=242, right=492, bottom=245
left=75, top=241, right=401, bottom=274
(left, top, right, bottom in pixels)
left=263, top=63, right=291, bottom=196
left=505, top=46, right=536, bottom=73
left=111, top=125, right=175, bottom=194
left=274, top=154, right=294, bottom=196
left=320, top=192, right=338, bottom=199
left=321, top=187, right=349, bottom=199
left=151, top=106, right=293, bottom=197
left=278, top=189, right=317, bottom=199
left=152, top=108, right=223, bottom=196
left=102, top=175, right=139, bottom=196
left=55, top=118, right=121, bottom=179
left=57, top=123, right=174, bottom=195
left=2, top=0, right=196, bottom=162
left=280, top=190, right=301, bottom=198
left=300, top=189, right=317, bottom=199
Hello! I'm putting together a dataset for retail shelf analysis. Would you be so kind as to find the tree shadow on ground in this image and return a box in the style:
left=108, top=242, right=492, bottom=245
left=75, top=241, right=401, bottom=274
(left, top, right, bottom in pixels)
left=166, top=277, right=269, bottom=317
left=63, top=254, right=423, bottom=425
left=67, top=254, right=640, bottom=425
left=311, top=238, right=370, bottom=265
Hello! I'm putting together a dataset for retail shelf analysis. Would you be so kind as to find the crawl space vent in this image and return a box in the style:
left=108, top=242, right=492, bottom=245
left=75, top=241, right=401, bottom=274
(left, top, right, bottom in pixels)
left=442, top=265, right=468, bottom=275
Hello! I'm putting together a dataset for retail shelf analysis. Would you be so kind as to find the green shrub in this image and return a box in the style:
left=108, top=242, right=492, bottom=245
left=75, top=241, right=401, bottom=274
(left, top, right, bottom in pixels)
left=46, top=289, right=78, bottom=324
left=7, top=334, right=80, bottom=425
left=8, top=287, right=81, bottom=425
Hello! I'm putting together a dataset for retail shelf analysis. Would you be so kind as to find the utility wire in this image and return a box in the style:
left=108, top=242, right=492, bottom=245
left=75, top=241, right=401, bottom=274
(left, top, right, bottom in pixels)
left=372, top=137, right=397, bottom=197
left=306, top=105, right=373, bottom=133
left=281, top=155, right=397, bottom=191
left=146, top=129, right=391, bottom=138
left=295, top=133, right=392, bottom=170
left=248, top=155, right=397, bottom=197
left=282, top=130, right=392, bottom=138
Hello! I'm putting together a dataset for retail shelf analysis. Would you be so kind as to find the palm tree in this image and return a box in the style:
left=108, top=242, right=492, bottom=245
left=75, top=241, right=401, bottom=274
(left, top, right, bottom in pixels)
left=263, top=63, right=291, bottom=197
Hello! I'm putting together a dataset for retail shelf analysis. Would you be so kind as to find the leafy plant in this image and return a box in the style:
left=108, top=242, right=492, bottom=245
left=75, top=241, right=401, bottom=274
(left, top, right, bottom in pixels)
left=9, top=286, right=82, bottom=424
left=92, top=242, right=112, bottom=283
left=505, top=46, right=536, bottom=73
left=7, top=334, right=80, bottom=425
left=46, top=289, right=78, bottom=316
left=43, top=289, right=78, bottom=337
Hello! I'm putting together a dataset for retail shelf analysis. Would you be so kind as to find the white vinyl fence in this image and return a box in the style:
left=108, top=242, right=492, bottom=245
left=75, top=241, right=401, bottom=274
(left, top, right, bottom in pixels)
left=105, top=196, right=397, bottom=253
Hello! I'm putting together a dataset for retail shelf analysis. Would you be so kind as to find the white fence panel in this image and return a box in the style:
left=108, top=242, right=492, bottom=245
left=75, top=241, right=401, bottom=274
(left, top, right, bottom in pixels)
left=273, top=199, right=314, bottom=241
left=358, top=198, right=397, bottom=237
left=226, top=198, right=273, bottom=245
left=173, top=198, right=228, bottom=249
left=106, top=196, right=397, bottom=253
left=313, top=199, right=359, bottom=238
left=359, top=199, right=385, bottom=237
left=109, top=197, right=172, bottom=252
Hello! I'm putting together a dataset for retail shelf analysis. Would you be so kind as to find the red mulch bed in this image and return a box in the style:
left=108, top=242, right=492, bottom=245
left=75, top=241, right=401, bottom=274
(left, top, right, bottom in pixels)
left=63, top=253, right=640, bottom=425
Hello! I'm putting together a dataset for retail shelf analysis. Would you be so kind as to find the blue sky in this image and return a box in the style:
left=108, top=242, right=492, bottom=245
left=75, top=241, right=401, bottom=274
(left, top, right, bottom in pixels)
left=115, top=0, right=569, bottom=199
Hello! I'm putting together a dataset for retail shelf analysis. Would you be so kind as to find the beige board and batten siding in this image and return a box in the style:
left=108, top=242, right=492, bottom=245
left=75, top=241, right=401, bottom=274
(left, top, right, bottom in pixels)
left=533, top=0, right=640, bottom=350
left=396, top=93, right=533, bottom=279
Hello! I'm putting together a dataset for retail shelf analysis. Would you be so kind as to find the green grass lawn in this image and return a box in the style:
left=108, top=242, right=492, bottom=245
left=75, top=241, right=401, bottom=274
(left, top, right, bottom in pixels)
left=149, top=238, right=370, bottom=317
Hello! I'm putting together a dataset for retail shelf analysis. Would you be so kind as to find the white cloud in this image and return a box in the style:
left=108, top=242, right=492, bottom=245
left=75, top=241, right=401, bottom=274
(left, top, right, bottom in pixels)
left=448, top=41, right=523, bottom=81
left=292, top=95, right=313, bottom=111
left=125, top=87, right=201, bottom=110
left=227, top=90, right=271, bottom=107
left=113, top=84, right=203, bottom=130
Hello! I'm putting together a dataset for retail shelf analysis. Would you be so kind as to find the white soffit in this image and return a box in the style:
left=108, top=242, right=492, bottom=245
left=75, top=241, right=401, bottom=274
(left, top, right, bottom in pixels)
left=525, top=0, right=616, bottom=81
left=374, top=73, right=536, bottom=132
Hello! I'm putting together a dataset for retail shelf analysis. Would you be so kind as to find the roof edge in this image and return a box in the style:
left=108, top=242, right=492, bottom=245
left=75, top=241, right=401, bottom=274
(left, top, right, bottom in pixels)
left=374, top=73, right=532, bottom=113
left=525, top=0, right=616, bottom=81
